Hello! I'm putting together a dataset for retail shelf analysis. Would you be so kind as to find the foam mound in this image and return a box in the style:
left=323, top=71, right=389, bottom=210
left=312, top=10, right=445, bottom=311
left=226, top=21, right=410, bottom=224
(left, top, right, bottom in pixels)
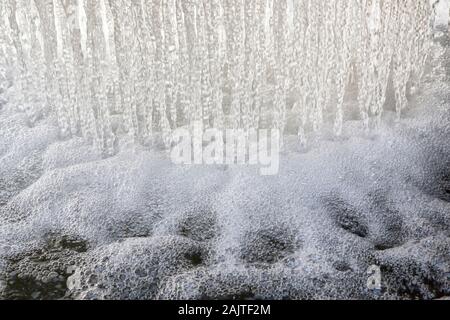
left=0, top=103, right=448, bottom=299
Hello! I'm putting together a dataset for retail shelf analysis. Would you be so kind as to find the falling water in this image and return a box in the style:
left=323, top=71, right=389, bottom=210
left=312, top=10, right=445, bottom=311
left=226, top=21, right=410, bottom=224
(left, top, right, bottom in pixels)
left=1, top=1, right=450, bottom=301
left=0, top=0, right=437, bottom=154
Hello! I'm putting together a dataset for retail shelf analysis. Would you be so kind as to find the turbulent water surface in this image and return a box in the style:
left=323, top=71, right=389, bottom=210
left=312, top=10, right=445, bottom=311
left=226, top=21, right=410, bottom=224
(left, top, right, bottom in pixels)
left=0, top=1, right=449, bottom=300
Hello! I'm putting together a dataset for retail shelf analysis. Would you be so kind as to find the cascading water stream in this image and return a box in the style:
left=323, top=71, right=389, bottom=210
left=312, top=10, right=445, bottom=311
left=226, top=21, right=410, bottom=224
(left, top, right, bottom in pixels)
left=0, top=1, right=449, bottom=301
left=0, top=0, right=439, bottom=154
